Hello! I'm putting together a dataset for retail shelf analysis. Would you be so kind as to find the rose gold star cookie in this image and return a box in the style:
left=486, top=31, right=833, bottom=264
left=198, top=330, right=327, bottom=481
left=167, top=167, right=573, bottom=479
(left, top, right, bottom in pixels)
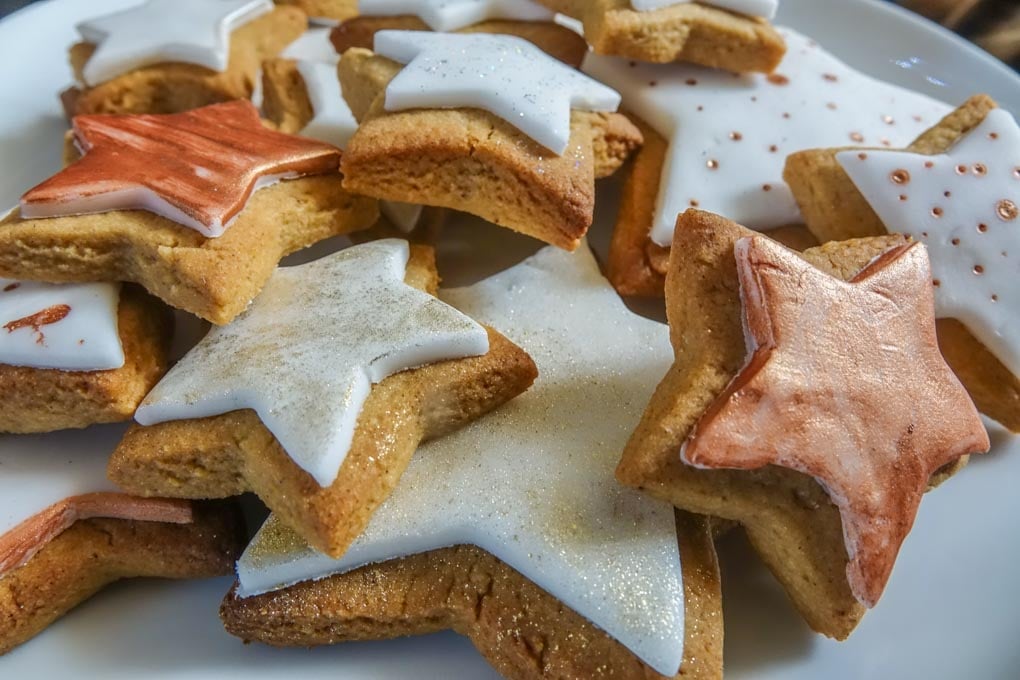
left=0, top=101, right=378, bottom=324
left=620, top=210, right=989, bottom=638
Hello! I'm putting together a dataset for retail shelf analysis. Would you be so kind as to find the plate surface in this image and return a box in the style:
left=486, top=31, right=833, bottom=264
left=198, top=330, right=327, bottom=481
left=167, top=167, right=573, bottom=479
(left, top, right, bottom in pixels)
left=1, top=1, right=1019, bottom=678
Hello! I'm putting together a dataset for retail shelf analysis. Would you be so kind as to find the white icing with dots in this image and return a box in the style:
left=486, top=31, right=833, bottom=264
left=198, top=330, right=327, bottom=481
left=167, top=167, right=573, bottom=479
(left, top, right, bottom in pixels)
left=77, top=0, right=272, bottom=86
left=633, top=0, right=778, bottom=20
left=0, top=280, right=123, bottom=372
left=236, top=244, right=685, bottom=676
left=376, top=31, right=621, bottom=155
left=358, top=0, right=553, bottom=32
left=135, top=240, right=489, bottom=488
left=582, top=28, right=951, bottom=245
left=837, top=108, right=1020, bottom=378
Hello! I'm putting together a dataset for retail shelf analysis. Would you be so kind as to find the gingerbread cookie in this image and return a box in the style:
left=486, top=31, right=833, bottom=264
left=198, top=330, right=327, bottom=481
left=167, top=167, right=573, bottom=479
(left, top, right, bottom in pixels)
left=63, top=0, right=305, bottom=116
left=0, top=281, right=171, bottom=434
left=109, top=240, right=537, bottom=558
left=0, top=430, right=244, bottom=653
left=619, top=210, right=988, bottom=639
left=330, top=0, right=588, bottom=68
left=785, top=95, right=1020, bottom=431
left=583, top=28, right=951, bottom=296
left=536, top=0, right=785, bottom=72
left=0, top=101, right=377, bottom=325
left=337, top=31, right=642, bottom=250
left=221, top=243, right=723, bottom=679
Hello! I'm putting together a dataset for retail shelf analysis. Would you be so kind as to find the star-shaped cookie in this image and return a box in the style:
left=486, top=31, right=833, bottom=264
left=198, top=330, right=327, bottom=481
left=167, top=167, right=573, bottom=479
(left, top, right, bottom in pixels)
left=109, top=241, right=537, bottom=558
left=276, top=0, right=359, bottom=24
left=337, top=34, right=642, bottom=250
left=221, top=244, right=723, bottom=679
left=583, top=28, right=952, bottom=296
left=0, top=428, right=244, bottom=654
left=66, top=3, right=305, bottom=116
left=536, top=0, right=785, bottom=71
left=620, top=210, right=988, bottom=638
left=0, top=282, right=172, bottom=434
left=0, top=101, right=378, bottom=324
left=358, top=0, right=553, bottom=31
left=785, top=95, right=1020, bottom=431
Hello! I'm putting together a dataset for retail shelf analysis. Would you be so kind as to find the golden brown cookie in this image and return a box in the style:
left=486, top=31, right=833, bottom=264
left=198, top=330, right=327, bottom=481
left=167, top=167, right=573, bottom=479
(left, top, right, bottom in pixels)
left=618, top=210, right=984, bottom=639
left=784, top=94, right=1020, bottom=432
left=108, top=245, right=538, bottom=559
left=0, top=103, right=378, bottom=325
left=336, top=46, right=642, bottom=250
left=608, top=117, right=818, bottom=297
left=276, top=0, right=357, bottom=22
left=0, top=286, right=172, bottom=434
left=330, top=17, right=589, bottom=67
left=220, top=512, right=722, bottom=680
left=0, top=501, right=244, bottom=655
left=64, top=7, right=306, bottom=116
left=537, top=0, right=785, bottom=72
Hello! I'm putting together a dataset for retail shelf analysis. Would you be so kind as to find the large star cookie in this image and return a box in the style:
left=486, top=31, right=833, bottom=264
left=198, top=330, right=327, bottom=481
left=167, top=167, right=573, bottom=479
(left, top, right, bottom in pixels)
left=0, top=281, right=172, bottom=434
left=221, top=243, right=723, bottom=680
left=786, top=95, right=1020, bottom=432
left=67, top=1, right=305, bottom=115
left=0, top=101, right=378, bottom=324
left=337, top=31, right=642, bottom=250
left=110, top=240, right=537, bottom=558
left=0, top=427, right=244, bottom=654
left=583, top=28, right=951, bottom=296
left=537, top=0, right=785, bottom=71
left=619, top=210, right=988, bottom=638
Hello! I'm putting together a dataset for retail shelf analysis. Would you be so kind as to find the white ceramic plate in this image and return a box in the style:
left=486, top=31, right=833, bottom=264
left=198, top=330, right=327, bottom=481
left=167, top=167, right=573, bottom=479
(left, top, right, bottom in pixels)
left=1, top=1, right=1019, bottom=677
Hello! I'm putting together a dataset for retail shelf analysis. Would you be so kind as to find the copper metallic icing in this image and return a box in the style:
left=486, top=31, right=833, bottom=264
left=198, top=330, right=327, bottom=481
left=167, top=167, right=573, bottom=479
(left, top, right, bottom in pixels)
left=682, top=236, right=989, bottom=608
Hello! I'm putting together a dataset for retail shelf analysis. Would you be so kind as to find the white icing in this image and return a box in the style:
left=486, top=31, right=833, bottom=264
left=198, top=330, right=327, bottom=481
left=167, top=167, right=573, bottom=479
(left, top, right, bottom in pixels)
left=236, top=244, right=684, bottom=676
left=135, top=240, right=489, bottom=488
left=582, top=28, right=951, bottom=245
left=281, top=27, right=340, bottom=65
left=836, top=107, right=1020, bottom=378
left=295, top=61, right=359, bottom=149
left=77, top=0, right=273, bottom=86
left=0, top=427, right=124, bottom=541
left=380, top=200, right=424, bottom=232
left=358, top=0, right=553, bottom=32
left=632, top=0, right=778, bottom=20
left=19, top=172, right=298, bottom=239
left=375, top=31, right=621, bottom=155
left=0, top=279, right=123, bottom=372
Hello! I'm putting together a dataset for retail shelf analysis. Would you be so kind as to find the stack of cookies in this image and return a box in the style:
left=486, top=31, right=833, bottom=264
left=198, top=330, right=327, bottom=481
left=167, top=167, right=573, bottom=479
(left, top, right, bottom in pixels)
left=1, top=1, right=1016, bottom=678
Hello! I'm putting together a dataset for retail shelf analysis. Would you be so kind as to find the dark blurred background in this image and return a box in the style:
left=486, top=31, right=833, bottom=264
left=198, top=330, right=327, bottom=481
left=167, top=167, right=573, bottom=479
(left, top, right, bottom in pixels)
left=0, top=0, right=1017, bottom=69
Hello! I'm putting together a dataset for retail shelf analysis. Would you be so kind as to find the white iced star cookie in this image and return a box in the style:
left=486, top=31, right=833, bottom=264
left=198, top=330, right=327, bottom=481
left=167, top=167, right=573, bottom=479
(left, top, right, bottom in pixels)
left=375, top=30, right=621, bottom=154
left=633, top=0, right=777, bottom=19
left=583, top=28, right=951, bottom=245
left=77, top=0, right=273, bottom=86
left=0, top=280, right=122, bottom=371
left=236, top=243, right=686, bottom=676
left=135, top=239, right=489, bottom=487
left=359, top=0, right=553, bottom=31
left=835, top=107, right=1020, bottom=377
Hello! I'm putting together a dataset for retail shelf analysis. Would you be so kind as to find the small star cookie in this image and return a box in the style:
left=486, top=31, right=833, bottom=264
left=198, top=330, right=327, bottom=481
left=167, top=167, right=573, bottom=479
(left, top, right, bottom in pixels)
left=785, top=95, right=1020, bottom=432
left=619, top=210, right=988, bottom=638
left=66, top=2, right=306, bottom=116
left=337, top=31, right=642, bottom=250
left=0, top=429, right=244, bottom=653
left=0, top=101, right=378, bottom=325
left=0, top=282, right=172, bottom=434
left=109, top=241, right=537, bottom=558
left=536, top=0, right=785, bottom=72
